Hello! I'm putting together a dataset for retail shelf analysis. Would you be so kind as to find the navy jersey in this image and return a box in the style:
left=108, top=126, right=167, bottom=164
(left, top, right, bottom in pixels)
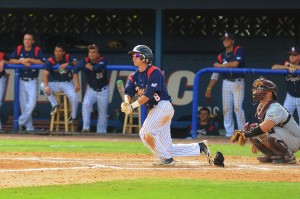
left=43, top=54, right=77, bottom=82
left=282, top=61, right=300, bottom=97
left=217, top=46, right=246, bottom=79
left=0, top=52, right=9, bottom=78
left=125, top=65, right=171, bottom=111
left=197, top=123, right=219, bottom=136
left=10, top=45, right=46, bottom=78
left=73, top=57, right=108, bottom=91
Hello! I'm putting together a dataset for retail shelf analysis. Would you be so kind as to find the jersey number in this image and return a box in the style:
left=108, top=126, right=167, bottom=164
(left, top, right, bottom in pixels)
left=153, top=93, right=160, bottom=101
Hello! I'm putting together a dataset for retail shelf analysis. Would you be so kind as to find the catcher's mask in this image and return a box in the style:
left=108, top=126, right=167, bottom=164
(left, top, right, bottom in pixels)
left=252, top=77, right=277, bottom=104
left=128, top=45, right=153, bottom=64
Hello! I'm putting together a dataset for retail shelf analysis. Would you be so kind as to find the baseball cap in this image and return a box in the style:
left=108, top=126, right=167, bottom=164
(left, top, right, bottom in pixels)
left=221, top=32, right=234, bottom=40
left=288, top=46, right=300, bottom=55
left=87, top=44, right=99, bottom=51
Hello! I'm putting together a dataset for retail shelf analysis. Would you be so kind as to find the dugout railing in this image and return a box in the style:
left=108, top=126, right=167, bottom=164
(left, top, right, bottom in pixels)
left=191, top=68, right=300, bottom=139
left=5, top=64, right=141, bottom=131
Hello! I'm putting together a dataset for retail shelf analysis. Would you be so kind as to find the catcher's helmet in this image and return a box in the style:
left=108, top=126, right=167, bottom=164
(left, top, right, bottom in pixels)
left=128, top=45, right=153, bottom=64
left=252, top=77, right=278, bottom=104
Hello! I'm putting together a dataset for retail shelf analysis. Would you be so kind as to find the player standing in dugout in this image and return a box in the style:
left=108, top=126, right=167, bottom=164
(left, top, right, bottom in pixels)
left=9, top=33, right=46, bottom=131
left=272, top=46, right=300, bottom=124
left=205, top=32, right=246, bottom=138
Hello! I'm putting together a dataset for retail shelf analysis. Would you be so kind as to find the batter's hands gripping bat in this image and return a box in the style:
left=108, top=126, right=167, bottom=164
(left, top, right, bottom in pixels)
left=116, top=79, right=125, bottom=102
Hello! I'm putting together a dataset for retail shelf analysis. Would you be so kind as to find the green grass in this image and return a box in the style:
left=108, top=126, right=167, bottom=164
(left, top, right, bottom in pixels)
left=0, top=138, right=299, bottom=199
left=0, top=138, right=263, bottom=156
left=1, top=178, right=300, bottom=199
left=0, top=139, right=150, bottom=154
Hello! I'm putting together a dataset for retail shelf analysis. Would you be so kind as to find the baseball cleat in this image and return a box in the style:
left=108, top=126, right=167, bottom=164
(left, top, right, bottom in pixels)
left=81, top=129, right=89, bottom=133
left=152, top=158, right=175, bottom=166
left=50, top=105, right=59, bottom=115
left=68, top=116, right=74, bottom=124
left=272, top=155, right=296, bottom=164
left=199, top=140, right=213, bottom=165
left=19, top=125, right=26, bottom=131
left=257, top=156, right=272, bottom=163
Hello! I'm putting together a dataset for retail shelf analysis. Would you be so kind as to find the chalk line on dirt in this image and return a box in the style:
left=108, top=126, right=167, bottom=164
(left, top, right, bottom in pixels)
left=1, top=157, right=299, bottom=173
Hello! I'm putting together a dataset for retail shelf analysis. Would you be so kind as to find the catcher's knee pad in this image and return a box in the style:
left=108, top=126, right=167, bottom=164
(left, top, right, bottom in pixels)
left=265, top=137, right=293, bottom=160
left=248, top=137, right=275, bottom=157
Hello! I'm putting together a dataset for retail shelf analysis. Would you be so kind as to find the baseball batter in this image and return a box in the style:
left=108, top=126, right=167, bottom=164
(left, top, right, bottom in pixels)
left=9, top=33, right=46, bottom=131
left=205, top=32, right=246, bottom=137
left=272, top=46, right=300, bottom=124
left=121, top=45, right=212, bottom=166
left=73, top=44, right=109, bottom=133
left=0, top=52, right=9, bottom=130
left=40, top=43, right=78, bottom=123
left=239, top=77, right=300, bottom=164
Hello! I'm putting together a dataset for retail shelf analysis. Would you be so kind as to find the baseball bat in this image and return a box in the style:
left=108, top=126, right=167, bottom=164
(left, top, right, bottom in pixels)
left=116, top=79, right=125, bottom=102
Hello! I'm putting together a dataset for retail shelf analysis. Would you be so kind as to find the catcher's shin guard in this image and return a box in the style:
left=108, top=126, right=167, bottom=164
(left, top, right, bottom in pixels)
left=265, top=137, right=294, bottom=162
left=248, top=137, right=275, bottom=158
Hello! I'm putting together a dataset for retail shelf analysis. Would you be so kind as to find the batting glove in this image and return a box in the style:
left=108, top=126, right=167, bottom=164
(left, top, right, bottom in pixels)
left=121, top=103, right=133, bottom=114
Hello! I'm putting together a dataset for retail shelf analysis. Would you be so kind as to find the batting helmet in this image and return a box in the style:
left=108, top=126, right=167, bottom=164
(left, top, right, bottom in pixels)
left=252, top=77, right=278, bottom=104
left=128, top=45, right=153, bottom=64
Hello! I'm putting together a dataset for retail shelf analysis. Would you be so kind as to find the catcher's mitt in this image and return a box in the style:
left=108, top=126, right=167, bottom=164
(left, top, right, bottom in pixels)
left=230, top=130, right=247, bottom=146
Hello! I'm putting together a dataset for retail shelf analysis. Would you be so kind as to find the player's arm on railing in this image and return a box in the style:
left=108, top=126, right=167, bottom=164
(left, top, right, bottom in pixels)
left=272, top=63, right=289, bottom=70
left=205, top=73, right=218, bottom=98
left=43, top=70, right=51, bottom=95
left=9, top=58, right=22, bottom=64
left=214, top=61, right=239, bottom=68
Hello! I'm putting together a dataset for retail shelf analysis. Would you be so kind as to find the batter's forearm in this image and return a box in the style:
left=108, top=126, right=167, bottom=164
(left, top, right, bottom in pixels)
left=137, top=95, right=149, bottom=105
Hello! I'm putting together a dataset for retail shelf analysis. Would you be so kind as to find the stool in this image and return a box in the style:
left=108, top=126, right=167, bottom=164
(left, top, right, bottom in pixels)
left=122, top=103, right=141, bottom=134
left=50, top=92, right=74, bottom=134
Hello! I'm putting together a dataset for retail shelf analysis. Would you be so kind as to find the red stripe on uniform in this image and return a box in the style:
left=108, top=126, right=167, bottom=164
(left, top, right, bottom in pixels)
left=147, top=66, right=157, bottom=79
left=0, top=52, right=4, bottom=60
left=234, top=46, right=241, bottom=56
left=129, top=74, right=134, bottom=83
left=65, top=54, right=70, bottom=63
left=217, top=53, right=222, bottom=63
left=48, top=57, right=55, bottom=65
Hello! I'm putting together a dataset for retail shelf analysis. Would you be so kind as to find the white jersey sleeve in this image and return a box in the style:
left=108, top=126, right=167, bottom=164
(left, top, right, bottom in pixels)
left=265, top=102, right=289, bottom=124
left=211, top=73, right=219, bottom=80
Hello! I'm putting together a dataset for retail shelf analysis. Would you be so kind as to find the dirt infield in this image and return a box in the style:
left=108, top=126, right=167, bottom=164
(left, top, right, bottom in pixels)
left=0, top=134, right=300, bottom=188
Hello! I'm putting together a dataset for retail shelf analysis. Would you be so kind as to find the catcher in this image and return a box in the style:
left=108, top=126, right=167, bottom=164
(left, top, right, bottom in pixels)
left=231, top=77, right=300, bottom=164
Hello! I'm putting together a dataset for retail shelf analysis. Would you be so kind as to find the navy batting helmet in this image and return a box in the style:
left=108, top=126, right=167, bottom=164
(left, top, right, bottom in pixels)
left=128, top=45, right=153, bottom=64
left=252, top=77, right=278, bottom=104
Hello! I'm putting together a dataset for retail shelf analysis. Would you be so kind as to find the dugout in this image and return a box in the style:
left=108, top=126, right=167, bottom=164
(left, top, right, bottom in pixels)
left=0, top=0, right=300, bottom=133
